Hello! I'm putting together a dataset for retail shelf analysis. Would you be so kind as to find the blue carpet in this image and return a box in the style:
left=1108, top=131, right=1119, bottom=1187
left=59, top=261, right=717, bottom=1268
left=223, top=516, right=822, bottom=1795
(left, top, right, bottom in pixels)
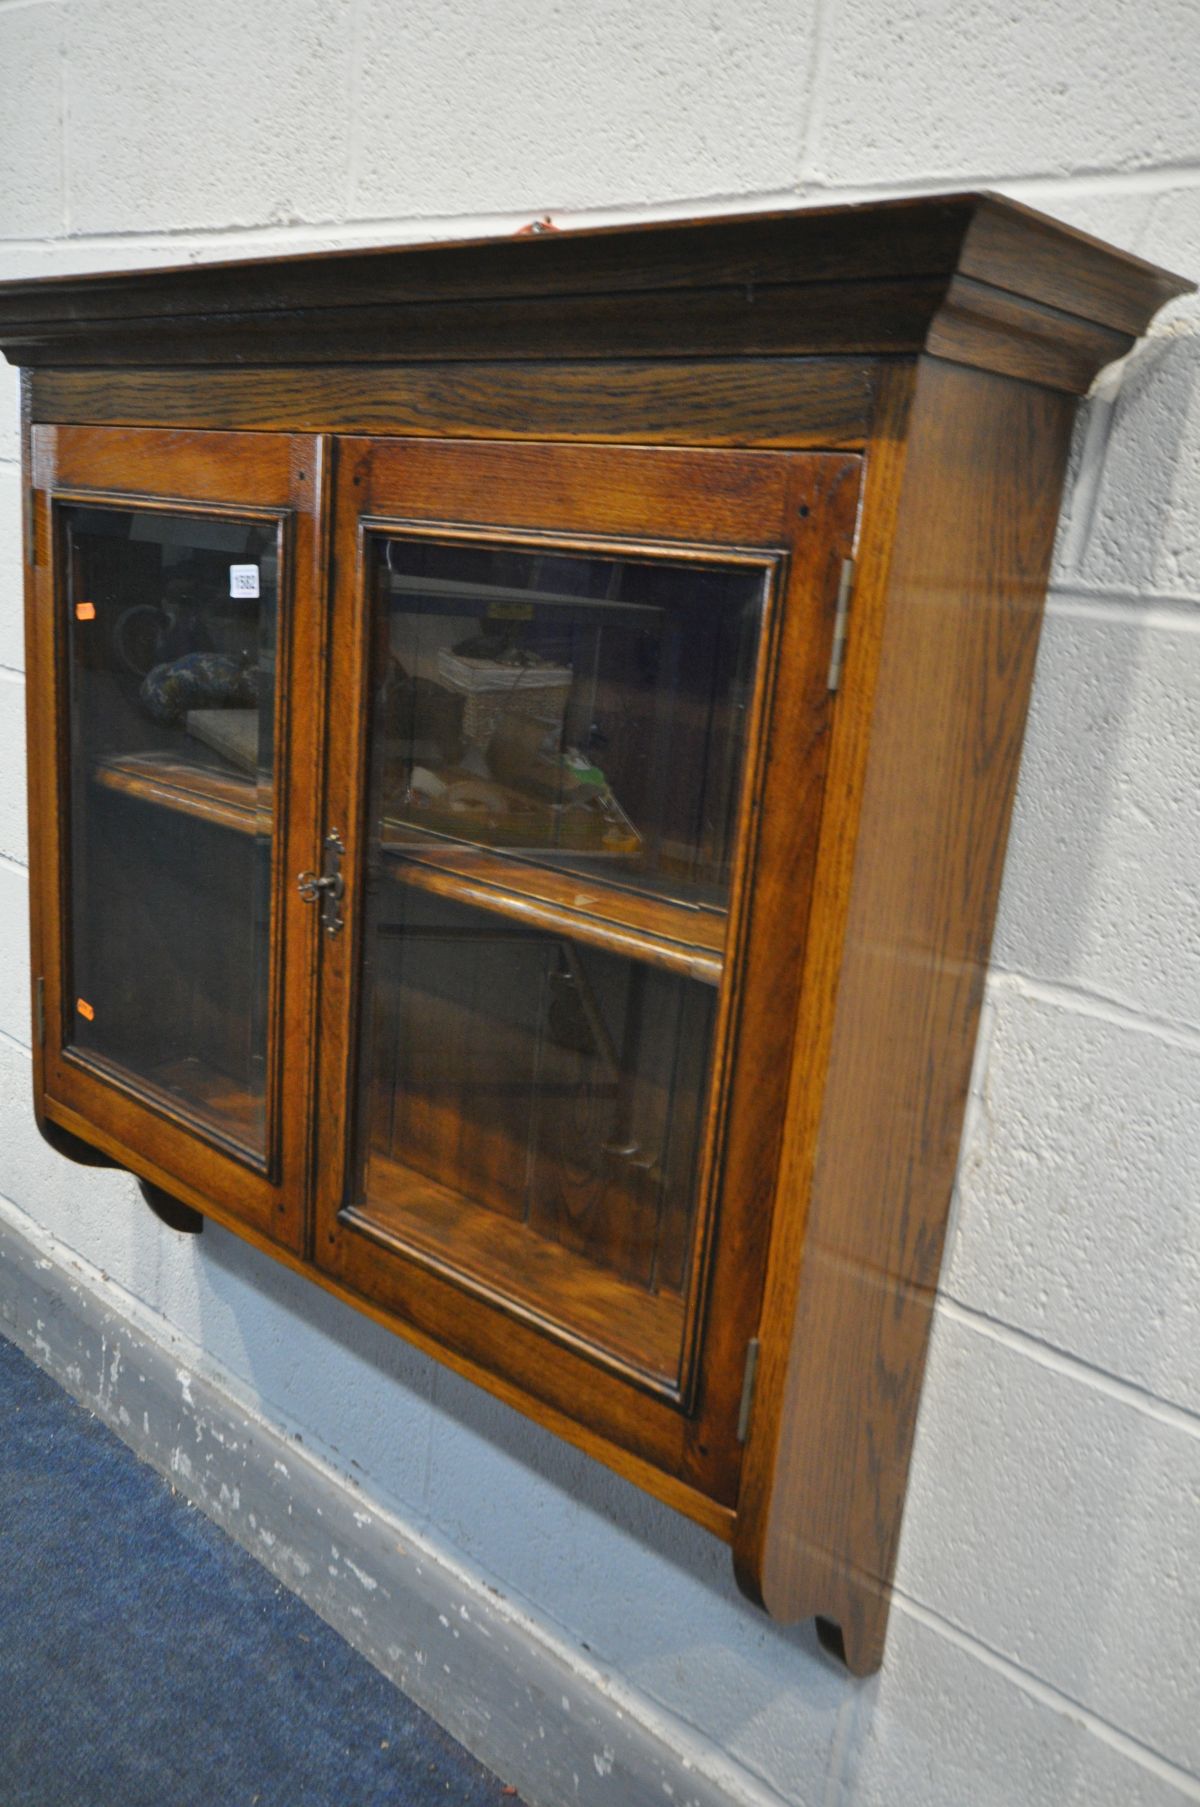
left=0, top=1331, right=525, bottom=1807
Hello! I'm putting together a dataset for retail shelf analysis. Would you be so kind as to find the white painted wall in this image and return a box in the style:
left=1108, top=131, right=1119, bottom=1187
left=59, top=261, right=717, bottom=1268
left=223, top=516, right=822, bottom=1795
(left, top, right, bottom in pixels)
left=1, top=4, right=1197, bottom=1802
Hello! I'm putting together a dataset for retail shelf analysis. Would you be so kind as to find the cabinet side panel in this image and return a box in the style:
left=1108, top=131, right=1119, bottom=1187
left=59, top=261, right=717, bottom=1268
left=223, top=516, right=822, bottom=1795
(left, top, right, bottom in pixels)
left=738, top=358, right=1076, bottom=1673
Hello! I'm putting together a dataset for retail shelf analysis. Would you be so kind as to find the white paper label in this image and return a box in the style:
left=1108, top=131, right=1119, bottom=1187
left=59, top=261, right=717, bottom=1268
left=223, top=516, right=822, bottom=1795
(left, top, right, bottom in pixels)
left=229, top=564, right=260, bottom=599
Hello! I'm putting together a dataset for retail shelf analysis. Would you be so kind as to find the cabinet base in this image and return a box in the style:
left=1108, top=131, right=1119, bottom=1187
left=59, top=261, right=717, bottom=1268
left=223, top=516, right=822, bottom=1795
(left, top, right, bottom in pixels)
left=138, top=1179, right=204, bottom=1236
left=36, top=1113, right=120, bottom=1169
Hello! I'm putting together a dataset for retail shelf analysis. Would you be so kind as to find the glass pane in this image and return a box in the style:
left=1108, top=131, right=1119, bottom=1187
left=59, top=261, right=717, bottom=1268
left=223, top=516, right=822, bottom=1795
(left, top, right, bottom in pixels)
left=62, top=503, right=278, bottom=1158
left=379, top=535, right=764, bottom=910
left=356, top=887, right=716, bottom=1386
left=351, top=532, right=768, bottom=1387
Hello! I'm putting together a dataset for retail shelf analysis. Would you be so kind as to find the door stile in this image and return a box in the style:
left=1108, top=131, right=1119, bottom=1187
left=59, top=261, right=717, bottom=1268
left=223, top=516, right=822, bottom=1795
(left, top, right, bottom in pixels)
left=277, top=431, right=336, bottom=1254
left=311, top=440, right=378, bottom=1256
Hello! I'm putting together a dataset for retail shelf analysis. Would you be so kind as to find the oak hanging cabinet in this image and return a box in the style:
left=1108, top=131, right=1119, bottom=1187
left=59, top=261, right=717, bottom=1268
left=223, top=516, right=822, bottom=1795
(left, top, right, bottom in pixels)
left=2, top=194, right=1188, bottom=1675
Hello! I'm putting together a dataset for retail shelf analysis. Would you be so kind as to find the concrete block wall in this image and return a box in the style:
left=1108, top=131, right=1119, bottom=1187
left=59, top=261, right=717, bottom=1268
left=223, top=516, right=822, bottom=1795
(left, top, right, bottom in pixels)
left=1, top=3, right=1197, bottom=1802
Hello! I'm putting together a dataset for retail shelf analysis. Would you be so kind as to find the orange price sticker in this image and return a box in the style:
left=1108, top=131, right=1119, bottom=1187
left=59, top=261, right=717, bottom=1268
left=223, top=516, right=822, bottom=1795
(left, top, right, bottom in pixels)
left=76, top=998, right=95, bottom=1022
left=75, top=601, right=96, bottom=621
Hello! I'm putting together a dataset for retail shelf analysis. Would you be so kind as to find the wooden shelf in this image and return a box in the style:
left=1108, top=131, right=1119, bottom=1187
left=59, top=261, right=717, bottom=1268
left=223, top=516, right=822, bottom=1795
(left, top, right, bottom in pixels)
left=151, top=1055, right=263, bottom=1146
left=90, top=755, right=725, bottom=981
left=70, top=1046, right=264, bottom=1156
left=352, top=1149, right=687, bottom=1390
left=379, top=837, right=725, bottom=985
left=91, top=751, right=268, bottom=836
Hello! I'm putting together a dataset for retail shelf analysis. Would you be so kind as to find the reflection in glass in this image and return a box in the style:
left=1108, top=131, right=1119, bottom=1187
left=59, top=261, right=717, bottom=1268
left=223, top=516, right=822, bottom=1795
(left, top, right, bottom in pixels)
left=377, top=535, right=763, bottom=909
left=63, top=504, right=278, bottom=1157
left=351, top=533, right=767, bottom=1386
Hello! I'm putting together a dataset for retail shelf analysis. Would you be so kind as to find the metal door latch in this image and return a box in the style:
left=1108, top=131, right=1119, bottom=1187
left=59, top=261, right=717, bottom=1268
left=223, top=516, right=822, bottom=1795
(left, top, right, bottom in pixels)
left=297, top=830, right=345, bottom=936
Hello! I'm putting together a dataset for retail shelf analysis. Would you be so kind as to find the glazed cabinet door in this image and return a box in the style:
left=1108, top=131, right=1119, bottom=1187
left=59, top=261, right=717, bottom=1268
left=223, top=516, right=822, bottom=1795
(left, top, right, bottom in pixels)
left=313, top=437, right=859, bottom=1512
left=27, top=425, right=327, bottom=1250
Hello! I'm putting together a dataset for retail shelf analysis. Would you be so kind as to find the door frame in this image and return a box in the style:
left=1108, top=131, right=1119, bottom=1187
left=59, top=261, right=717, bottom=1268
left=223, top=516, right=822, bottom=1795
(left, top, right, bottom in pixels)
left=27, top=423, right=329, bottom=1250
left=312, top=434, right=861, bottom=1503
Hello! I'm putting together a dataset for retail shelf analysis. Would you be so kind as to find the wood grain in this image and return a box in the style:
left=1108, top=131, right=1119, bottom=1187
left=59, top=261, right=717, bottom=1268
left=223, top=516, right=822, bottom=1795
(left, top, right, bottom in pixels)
left=1, top=193, right=1188, bottom=386
left=962, top=191, right=1192, bottom=334
left=349, top=1152, right=688, bottom=1388
left=0, top=279, right=1135, bottom=391
left=91, top=751, right=266, bottom=836
left=339, top=433, right=798, bottom=542
left=928, top=274, right=1132, bottom=392
left=32, top=421, right=301, bottom=502
left=733, top=357, right=1077, bottom=1674
left=382, top=846, right=725, bottom=985
left=30, top=360, right=878, bottom=449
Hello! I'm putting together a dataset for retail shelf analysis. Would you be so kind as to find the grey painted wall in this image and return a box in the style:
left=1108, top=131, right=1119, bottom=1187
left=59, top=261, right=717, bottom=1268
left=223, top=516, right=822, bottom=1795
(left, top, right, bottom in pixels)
left=1, top=4, right=1198, bottom=1802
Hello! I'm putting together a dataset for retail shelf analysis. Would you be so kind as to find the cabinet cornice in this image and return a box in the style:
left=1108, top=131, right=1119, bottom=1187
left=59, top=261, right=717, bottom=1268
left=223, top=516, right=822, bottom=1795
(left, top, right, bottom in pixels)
left=0, top=192, right=1190, bottom=393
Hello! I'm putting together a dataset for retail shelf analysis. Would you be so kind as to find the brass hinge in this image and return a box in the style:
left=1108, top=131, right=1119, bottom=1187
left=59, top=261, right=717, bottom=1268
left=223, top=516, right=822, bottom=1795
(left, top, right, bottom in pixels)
left=826, top=556, right=855, bottom=693
left=35, top=976, right=44, bottom=1045
left=736, top=1337, right=761, bottom=1445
